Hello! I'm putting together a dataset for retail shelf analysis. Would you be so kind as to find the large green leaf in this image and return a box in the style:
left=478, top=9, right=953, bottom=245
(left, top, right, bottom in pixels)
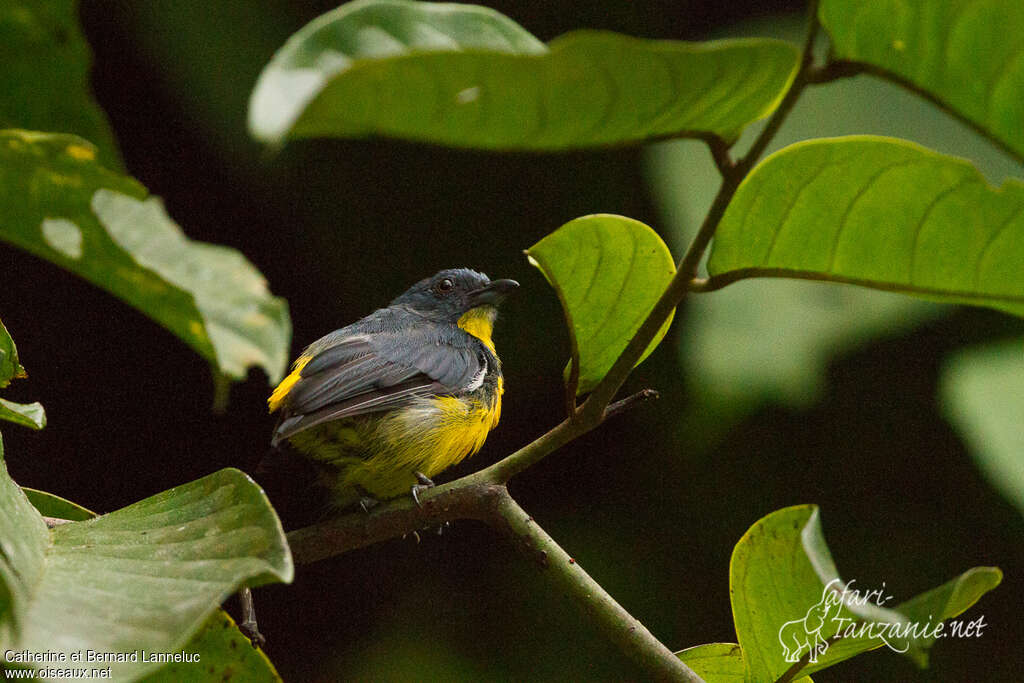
left=0, top=0, right=121, bottom=168
left=707, top=136, right=1024, bottom=317
left=0, top=130, right=290, bottom=383
left=249, top=0, right=798, bottom=149
left=645, top=11, right=1008, bottom=427
left=675, top=642, right=813, bottom=682
left=730, top=505, right=1001, bottom=680
left=21, top=489, right=282, bottom=682
left=819, top=0, right=1024, bottom=161
left=0, top=319, right=45, bottom=430
left=942, top=339, right=1024, bottom=516
left=526, top=214, right=675, bottom=395
left=0, top=433, right=293, bottom=682
left=139, top=610, right=282, bottom=683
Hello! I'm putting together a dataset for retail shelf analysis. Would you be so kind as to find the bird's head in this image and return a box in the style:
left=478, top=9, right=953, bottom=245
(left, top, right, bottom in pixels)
left=391, top=268, right=519, bottom=325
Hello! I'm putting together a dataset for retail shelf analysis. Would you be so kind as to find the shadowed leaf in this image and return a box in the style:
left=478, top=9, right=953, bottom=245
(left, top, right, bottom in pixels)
left=0, top=0, right=121, bottom=168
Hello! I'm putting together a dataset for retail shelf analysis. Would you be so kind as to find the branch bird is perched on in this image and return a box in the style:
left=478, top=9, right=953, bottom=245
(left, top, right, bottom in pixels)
left=268, top=268, right=518, bottom=509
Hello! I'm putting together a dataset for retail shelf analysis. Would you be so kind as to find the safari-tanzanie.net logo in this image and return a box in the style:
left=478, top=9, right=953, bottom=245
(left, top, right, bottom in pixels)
left=778, top=578, right=988, bottom=664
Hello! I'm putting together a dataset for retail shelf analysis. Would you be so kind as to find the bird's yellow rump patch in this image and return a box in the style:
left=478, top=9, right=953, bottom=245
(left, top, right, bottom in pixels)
left=457, top=306, right=496, bottom=353
left=268, top=355, right=310, bottom=412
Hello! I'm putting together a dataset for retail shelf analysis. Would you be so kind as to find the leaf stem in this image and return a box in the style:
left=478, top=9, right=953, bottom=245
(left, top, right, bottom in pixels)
left=578, top=0, right=822, bottom=423
left=280, top=5, right=828, bottom=681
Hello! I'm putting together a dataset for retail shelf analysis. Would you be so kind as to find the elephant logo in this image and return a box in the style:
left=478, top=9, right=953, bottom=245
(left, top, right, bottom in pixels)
left=778, top=579, right=844, bottom=663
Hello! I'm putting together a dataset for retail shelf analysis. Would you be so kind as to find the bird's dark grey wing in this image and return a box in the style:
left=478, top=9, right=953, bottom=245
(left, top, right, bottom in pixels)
left=272, top=325, right=484, bottom=444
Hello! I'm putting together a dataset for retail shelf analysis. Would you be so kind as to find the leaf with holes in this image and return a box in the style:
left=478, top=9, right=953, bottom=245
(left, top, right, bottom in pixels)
left=249, top=0, right=798, bottom=149
left=0, top=130, right=290, bottom=383
left=819, top=0, right=1024, bottom=161
left=0, top=0, right=121, bottom=168
left=527, top=214, right=675, bottom=395
left=731, top=505, right=1001, bottom=680
left=707, top=136, right=1024, bottom=317
left=0, top=432, right=293, bottom=682
left=942, top=339, right=1024, bottom=516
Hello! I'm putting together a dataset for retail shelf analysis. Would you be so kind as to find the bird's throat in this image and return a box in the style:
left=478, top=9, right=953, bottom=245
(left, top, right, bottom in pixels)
left=457, top=306, right=497, bottom=353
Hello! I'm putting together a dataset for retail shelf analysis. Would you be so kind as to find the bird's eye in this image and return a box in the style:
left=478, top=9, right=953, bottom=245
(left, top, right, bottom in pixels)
left=435, top=278, right=455, bottom=294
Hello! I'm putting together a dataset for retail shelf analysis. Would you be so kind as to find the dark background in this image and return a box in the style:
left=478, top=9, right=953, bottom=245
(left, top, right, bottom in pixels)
left=2, top=0, right=1021, bottom=680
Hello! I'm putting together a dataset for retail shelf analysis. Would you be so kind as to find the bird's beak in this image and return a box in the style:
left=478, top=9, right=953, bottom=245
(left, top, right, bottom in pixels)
left=468, top=279, right=519, bottom=307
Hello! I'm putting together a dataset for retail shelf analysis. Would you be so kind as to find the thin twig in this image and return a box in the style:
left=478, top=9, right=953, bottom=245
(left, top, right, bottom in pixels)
left=489, top=489, right=702, bottom=682
left=606, top=388, right=660, bottom=419
left=280, top=5, right=829, bottom=681
left=238, top=587, right=266, bottom=648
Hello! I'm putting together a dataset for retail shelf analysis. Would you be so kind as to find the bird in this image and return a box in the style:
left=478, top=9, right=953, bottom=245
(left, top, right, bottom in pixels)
left=268, top=268, right=518, bottom=509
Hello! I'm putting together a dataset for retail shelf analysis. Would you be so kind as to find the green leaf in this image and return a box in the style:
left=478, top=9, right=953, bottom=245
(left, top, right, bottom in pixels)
left=730, top=504, right=1001, bottom=680
left=0, top=318, right=24, bottom=388
left=941, top=339, right=1024, bottom=515
left=707, top=136, right=1024, bottom=317
left=647, top=12, right=1021, bottom=429
left=22, top=487, right=96, bottom=521
left=20, top=489, right=282, bottom=682
left=0, top=0, right=121, bottom=168
left=819, top=0, right=1024, bottom=161
left=526, top=214, right=675, bottom=395
left=139, top=610, right=282, bottom=683
left=249, top=0, right=798, bottom=149
left=0, top=130, right=291, bottom=383
left=0, top=319, right=45, bottom=430
left=0, top=432, right=294, bottom=682
left=675, top=642, right=813, bottom=682
left=0, top=399, right=45, bottom=430
left=0, top=434, right=48, bottom=641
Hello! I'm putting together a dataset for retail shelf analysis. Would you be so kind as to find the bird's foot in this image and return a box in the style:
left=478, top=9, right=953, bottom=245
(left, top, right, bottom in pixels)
left=411, top=471, right=435, bottom=507
left=358, top=496, right=380, bottom=513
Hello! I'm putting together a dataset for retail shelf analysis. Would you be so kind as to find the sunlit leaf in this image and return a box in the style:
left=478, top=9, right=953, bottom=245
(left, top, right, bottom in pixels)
left=675, top=642, right=813, bottom=682
left=819, top=0, right=1024, bottom=161
left=0, top=432, right=294, bottom=682
left=730, top=505, right=1001, bottom=680
left=707, top=136, right=1024, bottom=318
left=0, top=0, right=121, bottom=168
left=941, top=339, right=1024, bottom=516
left=526, top=214, right=675, bottom=395
left=0, top=130, right=290, bottom=383
left=249, top=0, right=798, bottom=149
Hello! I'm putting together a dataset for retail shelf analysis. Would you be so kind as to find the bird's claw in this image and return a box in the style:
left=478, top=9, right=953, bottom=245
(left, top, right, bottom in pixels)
left=359, top=496, right=380, bottom=513
left=411, top=471, right=435, bottom=507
